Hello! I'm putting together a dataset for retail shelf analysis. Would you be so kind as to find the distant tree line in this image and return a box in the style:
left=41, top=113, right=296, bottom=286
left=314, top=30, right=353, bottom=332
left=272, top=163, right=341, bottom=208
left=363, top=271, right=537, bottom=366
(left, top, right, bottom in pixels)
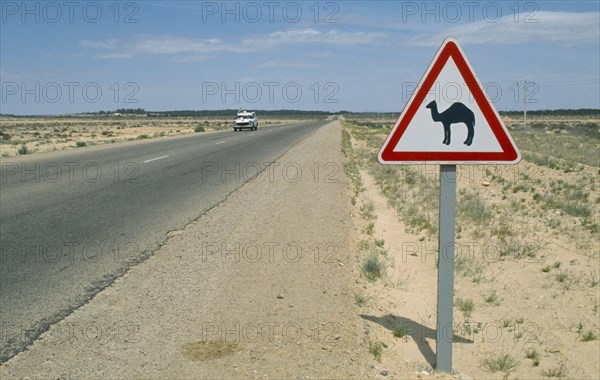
left=499, top=109, right=599, bottom=117
left=91, top=108, right=598, bottom=117
left=114, top=108, right=147, bottom=115
left=145, top=109, right=351, bottom=117
left=80, top=109, right=351, bottom=117
left=1, top=108, right=598, bottom=118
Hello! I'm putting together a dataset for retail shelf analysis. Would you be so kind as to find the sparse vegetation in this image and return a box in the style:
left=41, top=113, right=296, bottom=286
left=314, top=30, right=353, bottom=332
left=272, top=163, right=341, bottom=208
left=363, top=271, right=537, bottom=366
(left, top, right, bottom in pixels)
left=581, top=330, right=598, bottom=341
left=0, top=114, right=330, bottom=158
left=525, top=348, right=540, bottom=366
left=341, top=129, right=365, bottom=197
left=483, top=353, right=517, bottom=373
left=562, top=201, right=591, bottom=218
left=586, top=270, right=599, bottom=287
left=194, top=125, right=206, bottom=132
left=458, top=190, right=492, bottom=224
left=555, top=270, right=578, bottom=289
left=17, top=143, right=28, bottom=155
left=360, top=200, right=376, bottom=220
left=339, top=114, right=599, bottom=379
left=484, top=291, right=500, bottom=306
left=368, top=162, right=439, bottom=236
left=362, top=251, right=385, bottom=281
left=542, top=364, right=568, bottom=378
left=513, top=120, right=599, bottom=167
left=456, top=297, right=475, bottom=318
left=354, top=293, right=368, bottom=307
left=392, top=323, right=411, bottom=338
left=368, top=340, right=384, bottom=362
left=455, top=255, right=486, bottom=283
left=363, top=222, right=375, bottom=235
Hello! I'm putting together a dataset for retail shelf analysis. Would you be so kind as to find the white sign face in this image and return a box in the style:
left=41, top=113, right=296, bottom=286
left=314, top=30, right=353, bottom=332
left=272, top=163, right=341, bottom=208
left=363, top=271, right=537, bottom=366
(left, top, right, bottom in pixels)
left=378, top=37, right=520, bottom=164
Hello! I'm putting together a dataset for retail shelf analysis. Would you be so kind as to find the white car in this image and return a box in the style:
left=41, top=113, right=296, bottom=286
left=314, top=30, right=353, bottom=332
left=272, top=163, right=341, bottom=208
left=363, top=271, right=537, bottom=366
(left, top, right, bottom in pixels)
left=234, top=111, right=258, bottom=131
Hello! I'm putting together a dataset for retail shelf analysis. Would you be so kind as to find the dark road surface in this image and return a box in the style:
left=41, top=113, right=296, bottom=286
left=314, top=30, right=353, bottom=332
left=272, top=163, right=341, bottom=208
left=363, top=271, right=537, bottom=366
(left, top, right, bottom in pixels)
left=0, top=120, right=329, bottom=361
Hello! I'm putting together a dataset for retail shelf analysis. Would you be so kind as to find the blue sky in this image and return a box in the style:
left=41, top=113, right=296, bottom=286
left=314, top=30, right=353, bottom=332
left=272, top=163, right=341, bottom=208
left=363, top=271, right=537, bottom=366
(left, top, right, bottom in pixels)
left=1, top=1, right=599, bottom=114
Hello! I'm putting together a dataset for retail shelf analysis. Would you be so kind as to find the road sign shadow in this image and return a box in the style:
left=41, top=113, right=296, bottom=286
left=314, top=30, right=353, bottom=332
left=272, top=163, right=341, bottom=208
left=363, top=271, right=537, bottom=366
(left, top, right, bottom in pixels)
left=360, top=314, right=473, bottom=367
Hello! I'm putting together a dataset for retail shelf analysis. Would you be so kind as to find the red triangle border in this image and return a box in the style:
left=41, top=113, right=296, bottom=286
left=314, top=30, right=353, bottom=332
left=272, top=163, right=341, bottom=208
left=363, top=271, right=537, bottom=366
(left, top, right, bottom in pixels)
left=378, top=38, right=521, bottom=164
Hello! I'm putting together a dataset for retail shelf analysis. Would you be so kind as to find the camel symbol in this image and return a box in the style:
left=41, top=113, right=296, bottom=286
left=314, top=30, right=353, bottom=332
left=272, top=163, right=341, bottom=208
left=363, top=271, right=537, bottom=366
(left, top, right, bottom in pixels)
left=425, top=100, right=475, bottom=146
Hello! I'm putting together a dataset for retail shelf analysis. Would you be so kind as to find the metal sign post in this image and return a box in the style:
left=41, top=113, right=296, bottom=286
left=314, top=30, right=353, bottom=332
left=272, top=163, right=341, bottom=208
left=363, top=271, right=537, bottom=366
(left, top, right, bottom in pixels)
left=377, top=37, right=522, bottom=373
left=436, top=165, right=457, bottom=372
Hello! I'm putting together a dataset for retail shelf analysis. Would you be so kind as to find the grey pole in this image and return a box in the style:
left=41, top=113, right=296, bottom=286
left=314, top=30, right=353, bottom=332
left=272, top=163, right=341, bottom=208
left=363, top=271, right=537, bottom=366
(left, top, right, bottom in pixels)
left=436, top=165, right=457, bottom=372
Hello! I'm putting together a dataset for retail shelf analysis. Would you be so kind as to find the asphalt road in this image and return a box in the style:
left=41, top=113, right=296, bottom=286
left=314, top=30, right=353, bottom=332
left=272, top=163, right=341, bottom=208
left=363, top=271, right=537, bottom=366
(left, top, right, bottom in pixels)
left=0, top=120, right=330, bottom=362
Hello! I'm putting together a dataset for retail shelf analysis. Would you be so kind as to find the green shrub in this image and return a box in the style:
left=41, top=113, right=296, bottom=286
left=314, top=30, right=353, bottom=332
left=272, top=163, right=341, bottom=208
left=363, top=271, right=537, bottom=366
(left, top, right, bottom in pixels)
left=456, top=297, right=475, bottom=318
left=362, top=251, right=385, bottom=281
left=368, top=341, right=384, bottom=361
left=526, top=348, right=540, bottom=366
left=458, top=191, right=492, bottom=224
left=483, top=353, right=517, bottom=373
left=581, top=330, right=598, bottom=341
left=354, top=293, right=368, bottom=306
left=392, top=324, right=411, bottom=338
left=17, top=144, right=28, bottom=155
left=542, top=364, right=568, bottom=378
left=484, top=291, right=500, bottom=306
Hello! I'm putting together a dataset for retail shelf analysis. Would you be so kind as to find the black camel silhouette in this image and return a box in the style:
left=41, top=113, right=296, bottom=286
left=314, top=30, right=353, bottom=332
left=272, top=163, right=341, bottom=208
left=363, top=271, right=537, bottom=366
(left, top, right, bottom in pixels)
left=426, top=100, right=475, bottom=146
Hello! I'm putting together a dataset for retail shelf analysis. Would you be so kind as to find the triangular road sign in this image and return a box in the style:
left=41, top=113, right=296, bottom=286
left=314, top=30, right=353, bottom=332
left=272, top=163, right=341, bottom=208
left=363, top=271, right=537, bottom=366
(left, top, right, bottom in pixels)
left=378, top=37, right=521, bottom=164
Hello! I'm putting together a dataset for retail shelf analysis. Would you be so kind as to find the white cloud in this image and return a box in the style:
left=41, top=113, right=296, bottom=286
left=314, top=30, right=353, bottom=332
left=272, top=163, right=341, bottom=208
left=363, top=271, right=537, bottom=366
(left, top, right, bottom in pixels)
left=242, top=28, right=383, bottom=47
left=130, top=36, right=231, bottom=55
left=79, top=28, right=384, bottom=60
left=80, top=38, right=121, bottom=50
left=169, top=55, right=217, bottom=63
left=97, top=53, right=134, bottom=60
left=80, top=35, right=242, bottom=60
left=0, top=69, right=19, bottom=79
left=408, top=11, right=600, bottom=47
left=256, top=60, right=317, bottom=68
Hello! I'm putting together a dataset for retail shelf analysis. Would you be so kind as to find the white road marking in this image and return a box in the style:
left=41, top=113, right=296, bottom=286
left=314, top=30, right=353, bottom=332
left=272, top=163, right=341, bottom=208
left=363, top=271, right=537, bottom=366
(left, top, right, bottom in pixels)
left=143, top=155, right=169, bottom=163
left=215, top=140, right=226, bottom=145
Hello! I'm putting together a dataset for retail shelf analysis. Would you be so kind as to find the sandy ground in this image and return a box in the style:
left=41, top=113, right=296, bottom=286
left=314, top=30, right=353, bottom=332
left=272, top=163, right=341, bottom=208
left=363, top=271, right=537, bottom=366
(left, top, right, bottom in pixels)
left=1, top=118, right=597, bottom=379
left=0, top=116, right=307, bottom=158
left=353, top=169, right=458, bottom=379
left=346, top=120, right=599, bottom=379
left=357, top=172, right=599, bottom=378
